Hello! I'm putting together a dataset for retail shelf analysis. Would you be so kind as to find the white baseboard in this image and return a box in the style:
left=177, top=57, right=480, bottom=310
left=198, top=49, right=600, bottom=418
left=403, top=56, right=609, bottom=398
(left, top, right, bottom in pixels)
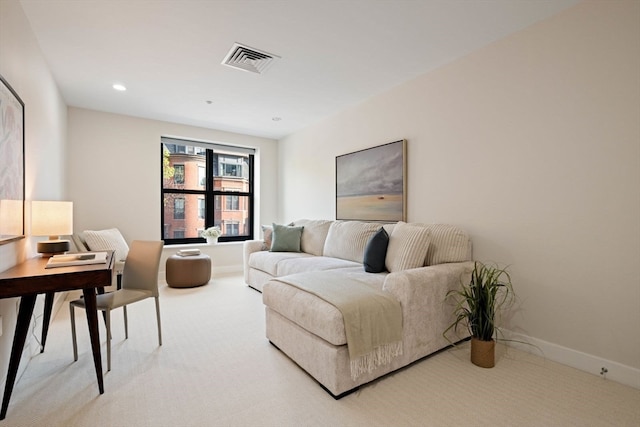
left=504, top=330, right=640, bottom=390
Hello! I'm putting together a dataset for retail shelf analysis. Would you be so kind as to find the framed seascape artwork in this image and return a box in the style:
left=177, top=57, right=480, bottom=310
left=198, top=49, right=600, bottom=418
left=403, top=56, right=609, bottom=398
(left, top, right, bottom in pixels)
left=336, top=139, right=406, bottom=222
left=0, top=74, right=25, bottom=245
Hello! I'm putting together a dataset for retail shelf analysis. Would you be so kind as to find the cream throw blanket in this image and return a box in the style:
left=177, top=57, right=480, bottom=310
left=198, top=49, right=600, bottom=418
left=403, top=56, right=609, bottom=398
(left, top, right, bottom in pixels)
left=276, top=272, right=403, bottom=380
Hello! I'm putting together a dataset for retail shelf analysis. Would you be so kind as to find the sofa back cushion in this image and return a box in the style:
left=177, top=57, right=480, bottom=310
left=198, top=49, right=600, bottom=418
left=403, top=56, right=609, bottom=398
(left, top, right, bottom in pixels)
left=292, top=219, right=333, bottom=256
left=323, top=221, right=381, bottom=263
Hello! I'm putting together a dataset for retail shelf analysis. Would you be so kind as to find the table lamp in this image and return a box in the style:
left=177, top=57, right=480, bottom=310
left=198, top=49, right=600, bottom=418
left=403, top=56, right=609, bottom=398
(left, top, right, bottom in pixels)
left=31, top=200, right=73, bottom=256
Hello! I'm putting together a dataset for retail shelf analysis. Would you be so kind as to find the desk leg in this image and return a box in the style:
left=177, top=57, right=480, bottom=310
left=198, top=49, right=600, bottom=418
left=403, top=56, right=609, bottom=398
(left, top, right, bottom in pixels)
left=82, top=288, right=104, bottom=395
left=96, top=287, right=107, bottom=325
left=40, top=292, right=55, bottom=353
left=0, top=295, right=37, bottom=420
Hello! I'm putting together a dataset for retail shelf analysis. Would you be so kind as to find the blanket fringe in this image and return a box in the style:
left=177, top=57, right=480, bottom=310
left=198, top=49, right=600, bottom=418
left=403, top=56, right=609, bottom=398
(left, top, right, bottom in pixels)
left=350, top=341, right=403, bottom=380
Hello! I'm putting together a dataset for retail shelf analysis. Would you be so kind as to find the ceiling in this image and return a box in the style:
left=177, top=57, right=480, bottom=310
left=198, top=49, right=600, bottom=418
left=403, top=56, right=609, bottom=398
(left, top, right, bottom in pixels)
left=19, top=0, right=579, bottom=140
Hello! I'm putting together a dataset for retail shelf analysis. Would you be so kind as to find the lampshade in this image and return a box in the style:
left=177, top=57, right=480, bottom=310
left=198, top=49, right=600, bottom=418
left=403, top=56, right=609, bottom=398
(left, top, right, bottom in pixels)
left=0, top=199, right=23, bottom=237
left=31, top=200, right=73, bottom=256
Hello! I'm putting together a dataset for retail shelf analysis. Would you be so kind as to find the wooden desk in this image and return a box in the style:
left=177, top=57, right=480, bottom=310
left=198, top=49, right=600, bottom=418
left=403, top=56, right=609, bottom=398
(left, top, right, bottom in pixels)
left=0, top=252, right=114, bottom=420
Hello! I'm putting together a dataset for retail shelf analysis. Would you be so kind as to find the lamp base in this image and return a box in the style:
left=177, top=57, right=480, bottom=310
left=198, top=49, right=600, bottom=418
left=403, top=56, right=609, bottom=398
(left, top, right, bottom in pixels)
left=37, top=240, right=70, bottom=257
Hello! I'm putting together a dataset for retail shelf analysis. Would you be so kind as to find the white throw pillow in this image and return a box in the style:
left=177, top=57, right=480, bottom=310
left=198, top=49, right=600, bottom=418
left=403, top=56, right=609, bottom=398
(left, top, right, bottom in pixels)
left=323, top=221, right=381, bottom=263
left=261, top=225, right=273, bottom=250
left=291, top=219, right=333, bottom=256
left=385, top=222, right=431, bottom=272
left=421, top=224, right=472, bottom=265
left=83, top=228, right=129, bottom=261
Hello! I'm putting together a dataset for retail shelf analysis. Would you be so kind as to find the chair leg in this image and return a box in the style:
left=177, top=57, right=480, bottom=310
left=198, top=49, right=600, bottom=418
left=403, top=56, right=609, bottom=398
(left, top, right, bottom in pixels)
left=105, top=309, right=111, bottom=372
left=155, top=297, right=162, bottom=346
left=70, top=304, right=78, bottom=362
left=123, top=305, right=129, bottom=340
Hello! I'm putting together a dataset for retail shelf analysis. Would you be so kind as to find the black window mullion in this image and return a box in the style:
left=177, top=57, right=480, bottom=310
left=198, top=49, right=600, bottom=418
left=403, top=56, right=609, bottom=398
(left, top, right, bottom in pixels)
left=248, top=154, right=254, bottom=239
left=205, top=149, right=216, bottom=232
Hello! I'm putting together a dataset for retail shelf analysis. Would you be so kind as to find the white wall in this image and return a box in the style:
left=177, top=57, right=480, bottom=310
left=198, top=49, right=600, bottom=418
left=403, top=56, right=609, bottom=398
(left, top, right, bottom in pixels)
left=67, top=108, right=279, bottom=273
left=0, top=0, right=69, bottom=387
left=279, top=1, right=640, bottom=382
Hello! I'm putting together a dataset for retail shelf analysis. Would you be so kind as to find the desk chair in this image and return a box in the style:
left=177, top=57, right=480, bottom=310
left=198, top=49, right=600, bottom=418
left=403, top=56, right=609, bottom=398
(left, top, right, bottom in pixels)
left=70, top=240, right=164, bottom=371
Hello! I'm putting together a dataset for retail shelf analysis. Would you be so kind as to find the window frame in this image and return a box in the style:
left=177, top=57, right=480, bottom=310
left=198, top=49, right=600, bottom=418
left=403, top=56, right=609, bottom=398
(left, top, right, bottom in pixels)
left=161, top=140, right=254, bottom=245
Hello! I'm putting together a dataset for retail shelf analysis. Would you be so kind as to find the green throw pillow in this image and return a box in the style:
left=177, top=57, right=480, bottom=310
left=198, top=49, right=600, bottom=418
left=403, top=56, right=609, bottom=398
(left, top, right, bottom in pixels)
left=270, top=223, right=304, bottom=252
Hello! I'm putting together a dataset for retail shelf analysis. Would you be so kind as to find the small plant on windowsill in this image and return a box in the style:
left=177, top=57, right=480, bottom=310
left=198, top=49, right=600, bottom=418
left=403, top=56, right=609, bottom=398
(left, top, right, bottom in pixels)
left=201, top=226, right=221, bottom=244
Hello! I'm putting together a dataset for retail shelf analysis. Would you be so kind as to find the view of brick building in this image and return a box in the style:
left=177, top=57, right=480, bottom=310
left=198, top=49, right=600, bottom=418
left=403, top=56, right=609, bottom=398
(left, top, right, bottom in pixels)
left=162, top=143, right=250, bottom=240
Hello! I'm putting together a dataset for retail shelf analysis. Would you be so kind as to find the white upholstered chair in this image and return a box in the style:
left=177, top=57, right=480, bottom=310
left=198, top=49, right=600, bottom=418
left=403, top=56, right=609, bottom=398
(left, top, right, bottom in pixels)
left=69, top=240, right=164, bottom=371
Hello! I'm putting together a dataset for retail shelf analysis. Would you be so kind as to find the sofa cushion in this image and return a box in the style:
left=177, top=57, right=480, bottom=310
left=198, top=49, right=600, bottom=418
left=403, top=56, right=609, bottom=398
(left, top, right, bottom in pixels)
left=323, top=221, right=381, bottom=263
left=262, top=270, right=388, bottom=347
left=276, top=256, right=361, bottom=277
left=385, top=221, right=431, bottom=272
left=270, top=223, right=304, bottom=252
left=249, top=251, right=313, bottom=276
left=363, top=227, right=389, bottom=273
left=292, top=219, right=333, bottom=256
left=264, top=278, right=347, bottom=346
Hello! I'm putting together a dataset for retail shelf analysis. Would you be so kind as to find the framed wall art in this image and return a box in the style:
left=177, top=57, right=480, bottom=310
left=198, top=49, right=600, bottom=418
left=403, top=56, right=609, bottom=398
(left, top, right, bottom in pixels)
left=0, top=74, right=25, bottom=245
left=336, top=139, right=406, bottom=222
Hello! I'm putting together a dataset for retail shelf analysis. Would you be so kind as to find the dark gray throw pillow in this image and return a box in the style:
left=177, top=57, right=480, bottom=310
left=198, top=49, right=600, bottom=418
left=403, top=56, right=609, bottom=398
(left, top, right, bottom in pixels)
left=363, top=227, right=389, bottom=273
left=270, top=223, right=304, bottom=252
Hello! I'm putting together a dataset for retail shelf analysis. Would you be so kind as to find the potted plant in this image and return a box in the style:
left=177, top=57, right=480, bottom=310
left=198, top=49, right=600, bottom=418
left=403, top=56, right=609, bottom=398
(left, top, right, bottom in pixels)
left=201, top=226, right=221, bottom=244
left=444, top=261, right=515, bottom=368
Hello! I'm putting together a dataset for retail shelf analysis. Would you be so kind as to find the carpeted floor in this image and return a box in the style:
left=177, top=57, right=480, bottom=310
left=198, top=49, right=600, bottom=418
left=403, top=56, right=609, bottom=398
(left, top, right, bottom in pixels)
left=4, top=274, right=639, bottom=426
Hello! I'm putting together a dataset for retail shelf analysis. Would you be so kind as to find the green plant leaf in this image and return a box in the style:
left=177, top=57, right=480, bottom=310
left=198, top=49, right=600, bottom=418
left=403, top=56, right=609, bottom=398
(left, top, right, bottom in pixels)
left=444, top=261, right=515, bottom=343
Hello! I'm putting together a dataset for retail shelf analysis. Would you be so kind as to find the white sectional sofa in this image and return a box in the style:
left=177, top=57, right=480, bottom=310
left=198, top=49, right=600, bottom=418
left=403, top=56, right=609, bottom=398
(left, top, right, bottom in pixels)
left=243, top=219, right=474, bottom=397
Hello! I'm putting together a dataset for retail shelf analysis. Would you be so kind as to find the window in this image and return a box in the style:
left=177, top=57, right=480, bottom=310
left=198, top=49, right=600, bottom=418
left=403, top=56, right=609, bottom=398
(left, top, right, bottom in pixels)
left=226, top=222, right=239, bottom=236
left=174, top=164, right=185, bottom=184
left=161, top=137, right=254, bottom=244
left=198, top=198, right=205, bottom=219
left=198, top=166, right=206, bottom=186
left=174, top=198, right=185, bottom=219
left=225, top=195, right=239, bottom=211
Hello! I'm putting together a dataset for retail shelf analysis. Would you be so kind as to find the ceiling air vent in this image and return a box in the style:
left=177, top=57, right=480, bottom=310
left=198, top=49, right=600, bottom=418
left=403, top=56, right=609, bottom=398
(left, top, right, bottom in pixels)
left=222, top=43, right=279, bottom=74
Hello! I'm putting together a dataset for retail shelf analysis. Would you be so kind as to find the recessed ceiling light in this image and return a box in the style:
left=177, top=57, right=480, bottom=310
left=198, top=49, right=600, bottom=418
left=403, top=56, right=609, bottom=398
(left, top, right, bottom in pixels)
left=205, top=100, right=213, bottom=104
left=112, top=83, right=127, bottom=91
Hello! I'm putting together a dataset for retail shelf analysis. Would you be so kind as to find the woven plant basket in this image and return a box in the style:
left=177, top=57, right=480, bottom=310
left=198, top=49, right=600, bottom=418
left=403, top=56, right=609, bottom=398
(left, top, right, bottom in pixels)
left=470, top=338, right=495, bottom=368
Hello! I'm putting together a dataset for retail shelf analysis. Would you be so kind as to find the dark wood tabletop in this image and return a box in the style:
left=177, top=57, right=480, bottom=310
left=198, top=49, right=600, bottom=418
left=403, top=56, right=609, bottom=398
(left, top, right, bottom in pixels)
left=0, top=252, right=115, bottom=297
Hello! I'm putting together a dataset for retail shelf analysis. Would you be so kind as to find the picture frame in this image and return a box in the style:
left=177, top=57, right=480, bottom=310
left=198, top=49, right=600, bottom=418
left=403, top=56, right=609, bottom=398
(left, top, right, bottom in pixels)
left=0, top=74, right=25, bottom=245
left=336, top=139, right=406, bottom=222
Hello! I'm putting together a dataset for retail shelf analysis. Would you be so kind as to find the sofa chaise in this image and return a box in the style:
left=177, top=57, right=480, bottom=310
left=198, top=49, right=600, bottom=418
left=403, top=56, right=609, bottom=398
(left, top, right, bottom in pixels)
left=243, top=219, right=474, bottom=397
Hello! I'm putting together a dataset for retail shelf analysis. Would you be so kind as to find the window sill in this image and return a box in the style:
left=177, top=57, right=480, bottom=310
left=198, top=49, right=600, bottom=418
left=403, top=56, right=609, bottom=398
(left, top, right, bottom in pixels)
left=163, top=241, right=243, bottom=250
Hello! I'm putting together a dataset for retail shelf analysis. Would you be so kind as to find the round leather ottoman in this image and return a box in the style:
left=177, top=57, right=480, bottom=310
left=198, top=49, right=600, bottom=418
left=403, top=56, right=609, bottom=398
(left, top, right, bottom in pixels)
left=166, top=254, right=211, bottom=288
